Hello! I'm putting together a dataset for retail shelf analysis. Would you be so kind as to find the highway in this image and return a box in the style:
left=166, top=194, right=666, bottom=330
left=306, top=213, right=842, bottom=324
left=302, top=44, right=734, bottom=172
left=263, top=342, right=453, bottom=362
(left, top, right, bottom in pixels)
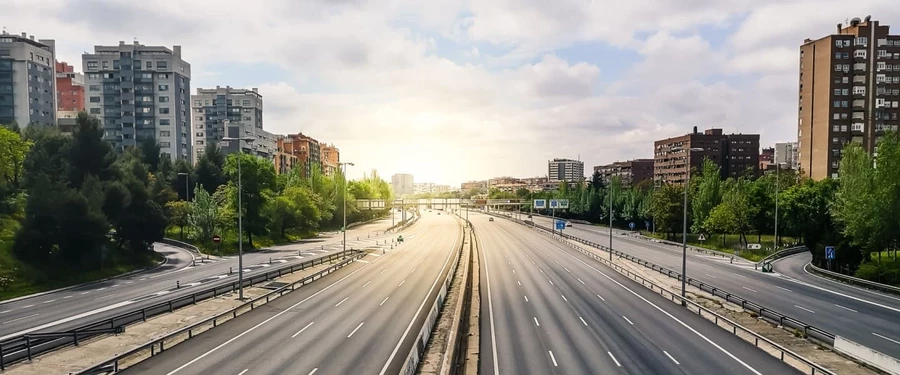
left=474, top=212, right=799, bottom=375
left=0, top=212, right=406, bottom=342
left=120, top=211, right=461, bottom=375
left=519, top=212, right=900, bottom=359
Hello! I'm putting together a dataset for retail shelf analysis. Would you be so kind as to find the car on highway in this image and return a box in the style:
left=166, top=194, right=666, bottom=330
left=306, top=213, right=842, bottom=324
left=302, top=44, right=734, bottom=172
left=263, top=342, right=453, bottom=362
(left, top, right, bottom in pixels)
left=489, top=217, right=494, bottom=222
left=566, top=221, right=572, bottom=227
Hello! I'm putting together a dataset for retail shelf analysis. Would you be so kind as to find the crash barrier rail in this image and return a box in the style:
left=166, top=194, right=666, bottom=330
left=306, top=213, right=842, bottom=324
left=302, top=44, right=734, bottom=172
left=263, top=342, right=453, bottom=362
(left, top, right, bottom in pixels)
left=546, top=233, right=837, bottom=375
left=0, top=249, right=362, bottom=371
left=158, top=238, right=203, bottom=257
left=75, top=252, right=366, bottom=375
left=398, top=221, right=465, bottom=375
left=807, top=262, right=900, bottom=296
left=483, top=211, right=837, bottom=347
left=755, top=246, right=809, bottom=269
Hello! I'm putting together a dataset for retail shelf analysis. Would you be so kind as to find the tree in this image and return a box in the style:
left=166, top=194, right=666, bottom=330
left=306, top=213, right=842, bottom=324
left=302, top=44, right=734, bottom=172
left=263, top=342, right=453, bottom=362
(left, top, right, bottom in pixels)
left=691, top=159, right=721, bottom=233
left=705, top=203, right=738, bottom=248
left=67, top=112, right=118, bottom=189
left=172, top=158, right=194, bottom=201
left=139, top=137, right=161, bottom=173
left=0, top=127, right=32, bottom=191
left=189, top=184, right=219, bottom=243
left=224, top=153, right=276, bottom=247
left=719, top=177, right=756, bottom=248
left=165, top=200, right=192, bottom=240
left=195, top=143, right=227, bottom=194
left=832, top=143, right=880, bottom=258
left=649, top=184, right=683, bottom=239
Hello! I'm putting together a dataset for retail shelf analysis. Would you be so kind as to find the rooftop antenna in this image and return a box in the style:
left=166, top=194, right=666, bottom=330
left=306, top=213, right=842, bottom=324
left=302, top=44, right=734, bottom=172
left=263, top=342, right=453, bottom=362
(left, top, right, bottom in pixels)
left=1, top=26, right=7, bottom=35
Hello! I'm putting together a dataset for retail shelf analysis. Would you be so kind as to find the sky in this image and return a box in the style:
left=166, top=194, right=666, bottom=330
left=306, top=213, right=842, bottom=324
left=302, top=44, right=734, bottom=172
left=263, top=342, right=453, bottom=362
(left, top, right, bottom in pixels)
left=3, top=0, right=900, bottom=186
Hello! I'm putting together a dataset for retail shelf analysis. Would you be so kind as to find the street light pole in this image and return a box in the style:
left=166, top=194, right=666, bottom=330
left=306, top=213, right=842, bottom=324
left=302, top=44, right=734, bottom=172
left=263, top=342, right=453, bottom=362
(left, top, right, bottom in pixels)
left=672, top=146, right=704, bottom=305
left=340, top=162, right=355, bottom=253
left=774, top=163, right=786, bottom=249
left=223, top=136, right=256, bottom=300
left=177, top=172, right=189, bottom=201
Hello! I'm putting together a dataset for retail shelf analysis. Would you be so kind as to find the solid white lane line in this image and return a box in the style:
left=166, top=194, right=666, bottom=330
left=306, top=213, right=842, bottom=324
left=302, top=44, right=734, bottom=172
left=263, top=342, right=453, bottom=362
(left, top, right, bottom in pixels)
left=834, top=304, right=858, bottom=313
left=308, top=369, right=318, bottom=375
left=776, top=286, right=793, bottom=292
left=478, top=238, right=500, bottom=375
left=238, top=369, right=248, bottom=375
left=597, top=294, right=605, bottom=302
left=580, top=316, right=588, bottom=326
left=357, top=260, right=370, bottom=263
left=398, top=280, right=405, bottom=287
left=608, top=351, right=621, bottom=367
left=873, top=333, right=900, bottom=345
left=0, top=310, right=9, bottom=314
left=742, top=286, right=758, bottom=293
left=362, top=281, right=371, bottom=288
left=784, top=273, right=900, bottom=313
left=623, top=316, right=634, bottom=325
left=2, top=314, right=38, bottom=324
left=21, top=305, right=34, bottom=308
left=291, top=322, right=314, bottom=338
left=347, top=322, right=364, bottom=338
left=380, top=297, right=390, bottom=306
left=567, top=256, right=764, bottom=375
left=794, top=305, right=815, bottom=314
left=97, top=288, right=106, bottom=291
left=517, top=280, right=521, bottom=286
left=548, top=351, right=558, bottom=367
left=577, top=277, right=585, bottom=285
left=533, top=317, right=540, bottom=327
left=42, top=300, right=55, bottom=304
left=335, top=297, right=348, bottom=307
left=79, top=292, right=89, bottom=295
left=663, top=350, right=681, bottom=365
left=561, top=294, right=568, bottom=302
left=524, top=295, right=529, bottom=302
left=62, top=296, right=72, bottom=299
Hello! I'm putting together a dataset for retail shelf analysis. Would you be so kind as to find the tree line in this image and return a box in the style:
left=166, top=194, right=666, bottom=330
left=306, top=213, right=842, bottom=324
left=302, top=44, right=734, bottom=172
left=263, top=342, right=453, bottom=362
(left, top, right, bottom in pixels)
left=0, top=113, right=393, bottom=279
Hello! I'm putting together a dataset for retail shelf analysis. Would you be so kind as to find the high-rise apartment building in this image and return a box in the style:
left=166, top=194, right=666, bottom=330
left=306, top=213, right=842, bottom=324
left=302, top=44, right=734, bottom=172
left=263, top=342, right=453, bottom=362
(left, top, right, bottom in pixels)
left=774, top=142, right=799, bottom=170
left=321, top=143, right=340, bottom=176
left=0, top=31, right=56, bottom=127
left=55, top=61, right=83, bottom=112
left=82, top=41, right=191, bottom=160
left=190, top=86, right=276, bottom=164
left=798, top=16, right=900, bottom=180
left=654, top=127, right=760, bottom=184
left=548, top=158, right=585, bottom=182
left=593, top=159, right=654, bottom=186
left=274, top=133, right=321, bottom=177
left=391, top=174, right=414, bottom=196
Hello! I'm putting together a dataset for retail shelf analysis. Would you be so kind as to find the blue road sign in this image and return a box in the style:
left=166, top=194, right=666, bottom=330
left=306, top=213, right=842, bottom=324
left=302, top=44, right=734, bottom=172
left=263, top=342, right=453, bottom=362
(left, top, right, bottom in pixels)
left=629, top=222, right=635, bottom=230
left=534, top=199, right=547, bottom=209
left=550, top=200, right=559, bottom=208
left=555, top=220, right=566, bottom=230
left=825, top=246, right=836, bottom=260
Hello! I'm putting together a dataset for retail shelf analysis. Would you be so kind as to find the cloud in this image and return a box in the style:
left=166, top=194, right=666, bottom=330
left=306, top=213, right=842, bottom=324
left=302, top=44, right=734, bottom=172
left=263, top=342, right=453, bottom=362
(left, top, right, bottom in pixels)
left=3, top=0, right=899, bottom=184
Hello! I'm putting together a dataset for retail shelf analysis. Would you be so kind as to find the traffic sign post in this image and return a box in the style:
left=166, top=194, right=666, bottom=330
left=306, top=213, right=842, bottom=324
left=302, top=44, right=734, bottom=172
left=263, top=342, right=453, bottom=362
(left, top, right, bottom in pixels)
left=556, top=220, right=566, bottom=231
left=825, top=246, right=835, bottom=271
left=628, top=222, right=635, bottom=231
left=534, top=199, right=546, bottom=209
left=212, top=235, right=221, bottom=254
left=761, top=262, right=773, bottom=273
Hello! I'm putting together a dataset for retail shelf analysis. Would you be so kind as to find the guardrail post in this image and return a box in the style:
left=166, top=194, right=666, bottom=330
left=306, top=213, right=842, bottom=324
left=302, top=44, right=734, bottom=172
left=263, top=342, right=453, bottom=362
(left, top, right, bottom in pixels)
left=177, top=281, right=180, bottom=289
left=1, top=344, right=5, bottom=370
left=269, top=258, right=272, bottom=265
left=230, top=267, right=233, bottom=275
left=25, top=336, right=31, bottom=361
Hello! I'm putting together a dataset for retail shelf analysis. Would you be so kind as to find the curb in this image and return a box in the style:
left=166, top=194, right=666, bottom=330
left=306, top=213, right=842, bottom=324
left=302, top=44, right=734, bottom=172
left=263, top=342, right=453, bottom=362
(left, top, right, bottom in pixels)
left=0, top=248, right=172, bottom=306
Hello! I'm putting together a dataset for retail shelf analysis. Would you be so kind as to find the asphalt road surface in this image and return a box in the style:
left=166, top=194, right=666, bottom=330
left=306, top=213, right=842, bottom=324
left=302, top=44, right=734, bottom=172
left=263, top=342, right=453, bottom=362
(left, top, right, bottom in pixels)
left=474, top=212, right=799, bottom=375
left=0, top=212, right=406, bottom=341
left=121, top=210, right=461, bottom=375
left=519, top=212, right=900, bottom=359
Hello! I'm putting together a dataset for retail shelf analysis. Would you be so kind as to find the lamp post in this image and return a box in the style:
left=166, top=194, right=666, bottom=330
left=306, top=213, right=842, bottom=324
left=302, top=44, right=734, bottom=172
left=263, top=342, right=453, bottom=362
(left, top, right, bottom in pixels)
left=177, top=172, right=189, bottom=201
left=222, top=136, right=256, bottom=300
left=339, top=162, right=355, bottom=253
left=608, top=183, right=613, bottom=261
left=672, top=146, right=704, bottom=304
left=774, top=162, right=787, bottom=250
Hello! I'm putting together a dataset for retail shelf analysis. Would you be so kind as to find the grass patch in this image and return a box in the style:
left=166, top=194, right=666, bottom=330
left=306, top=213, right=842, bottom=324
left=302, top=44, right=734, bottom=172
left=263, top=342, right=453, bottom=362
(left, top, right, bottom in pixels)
left=0, top=216, right=158, bottom=301
left=854, top=251, right=900, bottom=286
left=641, top=231, right=799, bottom=263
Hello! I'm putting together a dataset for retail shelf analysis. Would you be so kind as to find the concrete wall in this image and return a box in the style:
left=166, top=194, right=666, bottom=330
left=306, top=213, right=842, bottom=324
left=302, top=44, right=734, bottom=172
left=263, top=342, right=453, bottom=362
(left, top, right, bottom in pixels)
left=835, top=335, right=900, bottom=375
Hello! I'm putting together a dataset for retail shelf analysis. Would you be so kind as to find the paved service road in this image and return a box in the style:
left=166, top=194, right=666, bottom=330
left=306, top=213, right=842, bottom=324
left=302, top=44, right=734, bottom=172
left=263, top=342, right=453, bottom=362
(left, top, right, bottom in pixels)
left=121, top=211, right=461, bottom=375
left=0, top=212, right=405, bottom=341
left=521, top=213, right=900, bottom=359
left=475, top=212, right=799, bottom=375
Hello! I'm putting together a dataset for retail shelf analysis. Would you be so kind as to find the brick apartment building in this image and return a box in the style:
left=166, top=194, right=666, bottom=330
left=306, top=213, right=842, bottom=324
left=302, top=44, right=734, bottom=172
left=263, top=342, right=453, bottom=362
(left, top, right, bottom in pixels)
left=654, top=127, right=760, bottom=184
left=593, top=159, right=654, bottom=186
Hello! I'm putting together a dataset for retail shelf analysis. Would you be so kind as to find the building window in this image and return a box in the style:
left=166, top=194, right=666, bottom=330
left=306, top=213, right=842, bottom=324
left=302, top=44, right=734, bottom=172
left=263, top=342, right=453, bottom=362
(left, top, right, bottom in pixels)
left=160, top=141, right=171, bottom=148
left=877, top=62, right=886, bottom=70
left=842, top=101, right=849, bottom=108
left=853, top=86, right=866, bottom=95
left=88, top=85, right=100, bottom=92
left=160, top=130, right=171, bottom=137
left=841, top=125, right=848, bottom=132
left=159, top=96, right=170, bottom=103
left=89, top=96, right=100, bottom=103
left=89, top=108, right=101, bottom=114
left=856, top=37, right=868, bottom=46
left=86, top=61, right=99, bottom=70
left=242, top=99, right=251, bottom=106
left=102, top=61, right=109, bottom=69
left=159, top=107, right=171, bottom=114
left=194, top=100, right=201, bottom=106
left=855, top=50, right=867, bottom=58
left=877, top=50, right=888, bottom=58
left=834, top=64, right=842, bottom=71
left=157, top=73, right=170, bottom=80
left=158, top=84, right=169, bottom=91
left=834, top=101, right=841, bottom=108
left=833, top=89, right=841, bottom=96
left=160, top=119, right=171, bottom=126
left=852, top=123, right=864, bottom=132
left=156, top=61, right=168, bottom=70
left=139, top=107, right=151, bottom=114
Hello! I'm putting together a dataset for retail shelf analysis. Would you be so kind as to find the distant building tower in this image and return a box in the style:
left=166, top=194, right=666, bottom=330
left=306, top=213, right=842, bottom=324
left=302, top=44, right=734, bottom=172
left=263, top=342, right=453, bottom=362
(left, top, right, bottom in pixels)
left=391, top=174, right=414, bottom=196
left=548, top=158, right=585, bottom=182
left=191, top=86, right=276, bottom=164
left=0, top=31, right=56, bottom=127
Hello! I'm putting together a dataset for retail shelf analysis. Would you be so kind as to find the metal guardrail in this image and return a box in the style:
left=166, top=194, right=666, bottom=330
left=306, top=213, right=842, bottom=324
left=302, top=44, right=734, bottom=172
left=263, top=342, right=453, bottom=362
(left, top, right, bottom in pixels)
left=74, top=252, right=366, bottom=375
left=0, top=249, right=362, bottom=371
left=483, top=211, right=837, bottom=347
left=158, top=238, right=202, bottom=256
left=807, top=262, right=900, bottom=295
left=547, top=233, right=837, bottom=375
left=755, top=246, right=809, bottom=269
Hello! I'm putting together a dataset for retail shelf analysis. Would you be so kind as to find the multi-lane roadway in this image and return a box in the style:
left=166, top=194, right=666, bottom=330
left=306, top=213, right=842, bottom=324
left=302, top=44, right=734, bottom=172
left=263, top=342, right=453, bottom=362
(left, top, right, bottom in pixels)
left=0, top=212, right=406, bottom=342
left=121, top=211, right=461, bottom=375
left=522, top=213, right=900, bottom=359
left=474, top=212, right=799, bottom=374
